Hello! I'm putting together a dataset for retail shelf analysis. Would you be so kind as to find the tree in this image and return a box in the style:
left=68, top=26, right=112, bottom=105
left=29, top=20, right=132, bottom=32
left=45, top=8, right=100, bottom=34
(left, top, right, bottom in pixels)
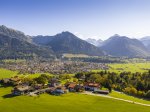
left=35, top=74, right=49, bottom=85
left=136, top=81, right=145, bottom=91
left=145, top=90, right=150, bottom=99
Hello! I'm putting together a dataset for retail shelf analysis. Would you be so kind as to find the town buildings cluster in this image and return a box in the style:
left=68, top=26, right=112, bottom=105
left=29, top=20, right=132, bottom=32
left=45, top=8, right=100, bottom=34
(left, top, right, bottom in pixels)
left=1, top=61, right=109, bottom=74
left=0, top=75, right=109, bottom=96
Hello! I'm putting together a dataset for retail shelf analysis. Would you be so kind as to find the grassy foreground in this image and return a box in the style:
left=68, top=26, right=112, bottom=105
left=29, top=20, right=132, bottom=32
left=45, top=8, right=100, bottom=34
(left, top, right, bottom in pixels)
left=110, top=91, right=150, bottom=105
left=0, top=87, right=150, bottom=112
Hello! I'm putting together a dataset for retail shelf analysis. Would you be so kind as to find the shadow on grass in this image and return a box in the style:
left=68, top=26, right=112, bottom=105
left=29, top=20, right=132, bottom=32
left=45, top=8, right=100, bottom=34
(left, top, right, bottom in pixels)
left=2, top=94, right=17, bottom=98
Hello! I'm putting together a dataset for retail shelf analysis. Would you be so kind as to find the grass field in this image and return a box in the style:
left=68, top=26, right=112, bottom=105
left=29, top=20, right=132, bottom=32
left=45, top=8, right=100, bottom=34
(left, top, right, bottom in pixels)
left=0, top=68, right=18, bottom=79
left=0, top=87, right=150, bottom=112
left=110, top=91, right=150, bottom=105
left=108, top=63, right=150, bottom=73
left=0, top=64, right=150, bottom=112
left=0, top=68, right=54, bottom=79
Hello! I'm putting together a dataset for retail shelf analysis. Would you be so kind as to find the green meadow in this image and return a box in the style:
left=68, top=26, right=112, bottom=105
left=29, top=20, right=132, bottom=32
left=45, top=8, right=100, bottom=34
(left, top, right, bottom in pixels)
left=0, top=63, right=150, bottom=112
left=92, top=62, right=150, bottom=74
left=107, top=62, right=150, bottom=73
left=110, top=91, right=150, bottom=105
left=0, top=68, right=18, bottom=79
left=0, top=87, right=150, bottom=112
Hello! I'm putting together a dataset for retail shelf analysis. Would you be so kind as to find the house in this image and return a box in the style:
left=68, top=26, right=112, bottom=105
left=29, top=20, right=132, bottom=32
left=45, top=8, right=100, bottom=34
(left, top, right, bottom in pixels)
left=84, top=83, right=100, bottom=91
left=49, top=78, right=61, bottom=87
left=34, top=84, right=43, bottom=90
left=66, top=83, right=84, bottom=92
left=75, top=84, right=85, bottom=92
left=1, top=76, right=21, bottom=86
left=12, top=85, right=33, bottom=95
left=1, top=78, right=10, bottom=84
left=10, top=76, right=21, bottom=85
left=50, top=86, right=67, bottom=95
left=67, top=83, right=77, bottom=92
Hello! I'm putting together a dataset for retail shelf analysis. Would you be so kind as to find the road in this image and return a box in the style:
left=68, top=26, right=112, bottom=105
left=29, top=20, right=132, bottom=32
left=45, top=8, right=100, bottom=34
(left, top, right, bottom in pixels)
left=82, top=91, right=150, bottom=107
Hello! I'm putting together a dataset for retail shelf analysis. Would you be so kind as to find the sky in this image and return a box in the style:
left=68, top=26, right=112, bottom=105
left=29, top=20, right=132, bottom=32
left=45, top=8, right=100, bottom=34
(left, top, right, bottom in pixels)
left=0, top=0, right=150, bottom=40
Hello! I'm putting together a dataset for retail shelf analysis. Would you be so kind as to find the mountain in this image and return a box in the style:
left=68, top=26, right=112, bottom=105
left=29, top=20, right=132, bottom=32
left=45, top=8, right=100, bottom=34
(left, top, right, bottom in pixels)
left=100, top=34, right=149, bottom=57
left=0, top=25, right=54, bottom=59
left=140, top=36, right=150, bottom=49
left=33, top=32, right=104, bottom=56
left=86, top=38, right=103, bottom=47
left=32, top=35, right=54, bottom=45
left=0, top=25, right=31, bottom=42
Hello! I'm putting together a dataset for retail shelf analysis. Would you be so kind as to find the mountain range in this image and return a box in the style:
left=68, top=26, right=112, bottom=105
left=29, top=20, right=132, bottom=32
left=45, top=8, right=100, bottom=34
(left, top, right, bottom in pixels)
left=0, top=25, right=150, bottom=59
left=140, top=36, right=150, bottom=50
left=100, top=34, right=149, bottom=57
left=33, top=32, right=104, bottom=56
left=0, top=25, right=54, bottom=59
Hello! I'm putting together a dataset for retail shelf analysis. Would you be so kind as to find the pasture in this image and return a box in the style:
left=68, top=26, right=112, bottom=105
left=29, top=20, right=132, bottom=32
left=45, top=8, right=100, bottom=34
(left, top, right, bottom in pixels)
left=0, top=68, right=18, bottom=79
left=0, top=63, right=150, bottom=112
left=0, top=87, right=150, bottom=112
left=110, top=91, right=150, bottom=105
left=108, top=63, right=150, bottom=73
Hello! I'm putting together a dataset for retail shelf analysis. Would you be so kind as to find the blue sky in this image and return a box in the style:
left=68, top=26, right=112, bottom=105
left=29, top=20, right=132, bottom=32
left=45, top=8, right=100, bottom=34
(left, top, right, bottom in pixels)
left=0, top=0, right=150, bottom=40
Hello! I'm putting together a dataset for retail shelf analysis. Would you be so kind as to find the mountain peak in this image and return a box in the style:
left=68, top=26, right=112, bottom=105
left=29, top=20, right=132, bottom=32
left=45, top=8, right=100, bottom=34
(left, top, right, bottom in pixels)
left=101, top=35, right=149, bottom=57
left=33, top=32, right=104, bottom=56
left=57, top=31, right=75, bottom=37
left=112, top=34, right=120, bottom=37
left=0, top=25, right=31, bottom=42
left=0, top=25, right=23, bottom=34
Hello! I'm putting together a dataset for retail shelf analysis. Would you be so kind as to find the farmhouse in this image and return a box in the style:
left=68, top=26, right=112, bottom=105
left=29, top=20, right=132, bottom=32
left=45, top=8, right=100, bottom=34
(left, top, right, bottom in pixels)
left=1, top=76, right=21, bottom=86
left=12, top=85, right=33, bottom=95
left=75, top=84, right=85, bottom=92
left=84, top=83, right=100, bottom=91
left=66, top=83, right=77, bottom=92
left=10, top=76, right=21, bottom=85
left=1, top=78, right=10, bottom=84
left=34, top=84, right=43, bottom=90
left=66, top=83, right=84, bottom=92
left=49, top=78, right=61, bottom=87
left=49, top=86, right=68, bottom=95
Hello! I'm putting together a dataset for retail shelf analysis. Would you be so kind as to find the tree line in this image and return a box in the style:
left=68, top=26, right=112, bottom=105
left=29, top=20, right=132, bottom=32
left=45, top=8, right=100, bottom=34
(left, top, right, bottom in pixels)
left=75, top=70, right=150, bottom=99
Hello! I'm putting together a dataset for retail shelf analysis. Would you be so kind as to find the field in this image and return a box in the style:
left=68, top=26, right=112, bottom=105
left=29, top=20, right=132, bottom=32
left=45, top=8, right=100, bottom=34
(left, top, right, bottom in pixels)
left=0, top=68, right=18, bottom=79
left=107, top=62, right=150, bottom=73
left=0, top=87, right=150, bottom=112
left=110, top=91, right=150, bottom=105
left=0, top=63, right=150, bottom=112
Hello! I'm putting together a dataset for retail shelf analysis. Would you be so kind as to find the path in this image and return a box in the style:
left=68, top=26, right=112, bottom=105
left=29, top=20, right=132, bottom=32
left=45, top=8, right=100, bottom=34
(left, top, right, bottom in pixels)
left=82, top=91, right=150, bottom=107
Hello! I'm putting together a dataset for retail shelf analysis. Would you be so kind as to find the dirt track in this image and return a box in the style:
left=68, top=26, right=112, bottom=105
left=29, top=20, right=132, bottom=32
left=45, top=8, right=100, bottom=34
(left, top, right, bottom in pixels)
left=82, top=91, right=150, bottom=107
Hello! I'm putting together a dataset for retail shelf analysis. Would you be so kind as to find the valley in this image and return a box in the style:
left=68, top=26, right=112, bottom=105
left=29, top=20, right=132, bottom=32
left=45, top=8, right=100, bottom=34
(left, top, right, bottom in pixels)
left=0, top=60, right=150, bottom=112
left=1, top=0, right=150, bottom=112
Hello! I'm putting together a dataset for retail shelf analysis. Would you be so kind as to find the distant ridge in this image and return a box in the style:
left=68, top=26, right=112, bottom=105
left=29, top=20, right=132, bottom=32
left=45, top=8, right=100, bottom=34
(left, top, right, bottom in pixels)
left=0, top=25, right=54, bottom=59
left=33, top=31, right=105, bottom=56
left=100, top=34, right=149, bottom=57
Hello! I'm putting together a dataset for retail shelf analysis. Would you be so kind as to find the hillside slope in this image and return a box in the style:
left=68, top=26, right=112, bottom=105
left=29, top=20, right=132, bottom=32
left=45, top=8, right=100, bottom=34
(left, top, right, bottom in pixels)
left=100, top=35, right=149, bottom=57
left=33, top=32, right=104, bottom=56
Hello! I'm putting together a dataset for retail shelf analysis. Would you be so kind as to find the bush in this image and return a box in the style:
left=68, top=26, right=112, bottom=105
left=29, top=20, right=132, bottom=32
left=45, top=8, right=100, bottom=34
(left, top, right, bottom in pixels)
left=124, top=87, right=137, bottom=95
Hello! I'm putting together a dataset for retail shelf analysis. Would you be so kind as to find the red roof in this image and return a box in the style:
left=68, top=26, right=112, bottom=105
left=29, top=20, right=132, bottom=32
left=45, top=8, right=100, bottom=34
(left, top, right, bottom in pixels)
left=85, top=82, right=100, bottom=87
left=68, top=83, right=77, bottom=88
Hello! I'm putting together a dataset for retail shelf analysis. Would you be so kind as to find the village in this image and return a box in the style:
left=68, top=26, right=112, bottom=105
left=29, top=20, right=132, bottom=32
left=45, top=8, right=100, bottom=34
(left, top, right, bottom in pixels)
left=0, top=60, right=109, bottom=74
left=0, top=74, right=109, bottom=96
